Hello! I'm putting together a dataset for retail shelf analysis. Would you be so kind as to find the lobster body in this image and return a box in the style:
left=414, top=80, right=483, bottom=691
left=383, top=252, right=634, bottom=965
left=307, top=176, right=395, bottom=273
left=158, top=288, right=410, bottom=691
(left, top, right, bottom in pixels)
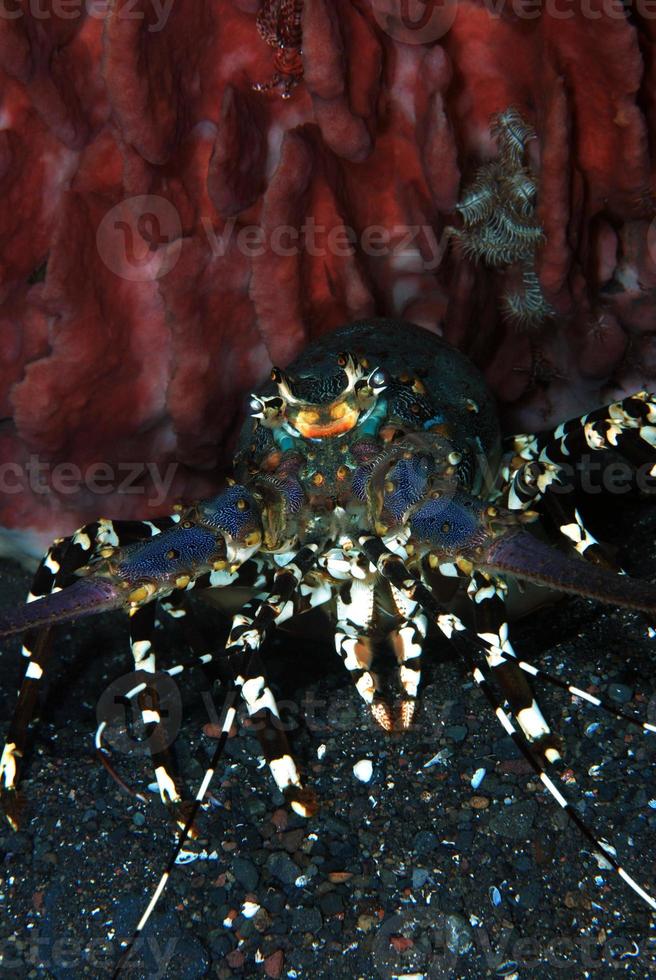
left=3, top=317, right=656, bottom=941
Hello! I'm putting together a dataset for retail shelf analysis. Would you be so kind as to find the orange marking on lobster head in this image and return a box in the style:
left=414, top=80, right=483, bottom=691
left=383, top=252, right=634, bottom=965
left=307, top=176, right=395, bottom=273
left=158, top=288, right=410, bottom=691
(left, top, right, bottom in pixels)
left=293, top=401, right=360, bottom=438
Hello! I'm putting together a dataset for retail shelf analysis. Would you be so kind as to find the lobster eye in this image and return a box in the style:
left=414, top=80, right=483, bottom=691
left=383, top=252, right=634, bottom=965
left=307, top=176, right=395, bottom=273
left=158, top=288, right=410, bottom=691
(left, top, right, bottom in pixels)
left=236, top=498, right=249, bottom=511
left=181, top=520, right=193, bottom=529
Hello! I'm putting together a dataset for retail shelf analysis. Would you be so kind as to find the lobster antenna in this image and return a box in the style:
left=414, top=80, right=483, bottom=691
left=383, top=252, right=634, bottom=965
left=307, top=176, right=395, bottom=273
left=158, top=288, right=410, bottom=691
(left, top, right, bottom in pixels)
left=511, top=656, right=656, bottom=738
left=110, top=682, right=239, bottom=980
left=360, top=536, right=656, bottom=914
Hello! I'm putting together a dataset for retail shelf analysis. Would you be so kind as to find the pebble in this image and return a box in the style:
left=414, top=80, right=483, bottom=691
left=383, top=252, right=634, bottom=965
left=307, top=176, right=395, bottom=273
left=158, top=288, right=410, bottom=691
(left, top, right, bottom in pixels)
left=264, top=950, right=284, bottom=979
left=470, top=767, right=486, bottom=789
left=598, top=782, right=617, bottom=802
left=328, top=871, right=353, bottom=883
left=291, top=906, right=322, bottom=933
left=470, top=795, right=490, bottom=810
left=446, top=724, right=468, bottom=742
left=320, top=891, right=344, bottom=915
left=280, top=828, right=305, bottom=852
left=516, top=881, right=543, bottom=909
left=514, top=854, right=533, bottom=873
left=265, top=851, right=300, bottom=887
left=412, top=868, right=430, bottom=889
left=231, top=856, right=259, bottom=892
left=413, top=830, right=439, bottom=855
left=353, top=759, right=373, bottom=782
left=132, top=812, right=146, bottom=827
left=226, top=950, right=245, bottom=969
left=489, top=801, right=537, bottom=840
left=445, top=914, right=474, bottom=955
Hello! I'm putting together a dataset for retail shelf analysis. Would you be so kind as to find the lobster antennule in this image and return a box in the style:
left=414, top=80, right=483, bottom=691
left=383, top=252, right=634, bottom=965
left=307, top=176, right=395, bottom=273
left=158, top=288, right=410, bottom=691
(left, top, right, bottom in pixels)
left=484, top=530, right=656, bottom=615
left=0, top=578, right=124, bottom=638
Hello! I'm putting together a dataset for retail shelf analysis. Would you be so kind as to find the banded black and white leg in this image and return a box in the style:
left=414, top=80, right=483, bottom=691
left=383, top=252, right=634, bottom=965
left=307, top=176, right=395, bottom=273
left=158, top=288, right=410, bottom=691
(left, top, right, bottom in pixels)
left=360, top=535, right=656, bottom=913
left=96, top=555, right=277, bottom=811
left=223, top=547, right=321, bottom=818
left=129, top=603, right=188, bottom=816
left=436, top=609, right=656, bottom=912
left=97, top=559, right=332, bottom=765
left=111, top=545, right=323, bottom=979
left=467, top=569, right=560, bottom=760
left=389, top=584, right=427, bottom=730
left=0, top=534, right=76, bottom=826
left=0, top=516, right=177, bottom=826
left=501, top=411, right=656, bottom=639
left=503, top=391, right=656, bottom=512
left=334, top=577, right=395, bottom=730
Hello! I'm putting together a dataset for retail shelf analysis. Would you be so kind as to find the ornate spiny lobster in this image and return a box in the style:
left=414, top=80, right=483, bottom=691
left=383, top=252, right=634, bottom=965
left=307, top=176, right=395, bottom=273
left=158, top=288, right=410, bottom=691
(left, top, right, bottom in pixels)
left=2, top=317, right=656, bottom=974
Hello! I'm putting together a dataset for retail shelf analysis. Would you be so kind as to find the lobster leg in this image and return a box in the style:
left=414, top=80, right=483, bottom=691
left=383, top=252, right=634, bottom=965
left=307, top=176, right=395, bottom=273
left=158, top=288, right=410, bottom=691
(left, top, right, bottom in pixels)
left=389, top=585, right=427, bottom=731
left=0, top=535, right=73, bottom=826
left=224, top=554, right=320, bottom=819
left=437, top=611, right=656, bottom=912
left=504, top=390, right=656, bottom=511
left=466, top=569, right=561, bottom=760
left=96, top=601, right=190, bottom=817
left=112, top=545, right=321, bottom=979
left=127, top=604, right=187, bottom=814
left=334, top=579, right=394, bottom=731
left=0, top=517, right=180, bottom=827
left=96, top=564, right=333, bottom=713
left=542, top=491, right=656, bottom=627
left=359, top=535, right=656, bottom=913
